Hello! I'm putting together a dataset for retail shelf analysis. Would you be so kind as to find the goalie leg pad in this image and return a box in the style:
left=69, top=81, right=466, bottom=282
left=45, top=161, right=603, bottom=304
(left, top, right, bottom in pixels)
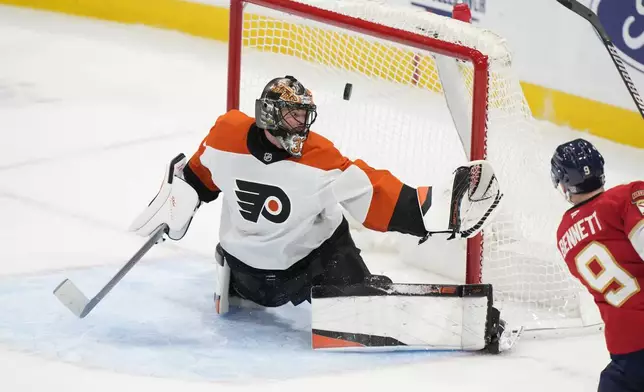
left=311, top=283, right=501, bottom=351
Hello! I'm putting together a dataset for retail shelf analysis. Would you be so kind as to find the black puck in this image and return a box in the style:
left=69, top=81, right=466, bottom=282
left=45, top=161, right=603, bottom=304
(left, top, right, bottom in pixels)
left=343, top=83, right=353, bottom=100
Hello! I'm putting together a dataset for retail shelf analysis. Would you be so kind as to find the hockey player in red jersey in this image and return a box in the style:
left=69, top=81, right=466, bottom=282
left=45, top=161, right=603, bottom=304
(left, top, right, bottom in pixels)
left=551, top=138, right=644, bottom=392
left=129, top=75, right=502, bottom=318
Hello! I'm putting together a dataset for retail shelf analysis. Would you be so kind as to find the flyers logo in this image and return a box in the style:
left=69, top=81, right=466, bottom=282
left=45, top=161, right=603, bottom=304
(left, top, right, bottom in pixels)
left=235, top=179, right=291, bottom=223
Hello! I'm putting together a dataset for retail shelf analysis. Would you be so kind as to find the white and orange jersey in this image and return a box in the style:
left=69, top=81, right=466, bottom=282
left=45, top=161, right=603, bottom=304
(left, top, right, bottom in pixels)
left=185, top=110, right=429, bottom=271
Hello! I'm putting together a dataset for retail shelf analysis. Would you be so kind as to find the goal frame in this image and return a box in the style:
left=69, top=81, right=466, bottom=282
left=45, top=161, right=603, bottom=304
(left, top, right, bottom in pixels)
left=226, top=0, right=490, bottom=285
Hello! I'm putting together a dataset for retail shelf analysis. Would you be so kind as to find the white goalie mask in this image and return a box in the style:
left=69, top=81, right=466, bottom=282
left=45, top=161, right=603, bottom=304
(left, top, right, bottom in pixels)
left=255, top=76, right=317, bottom=158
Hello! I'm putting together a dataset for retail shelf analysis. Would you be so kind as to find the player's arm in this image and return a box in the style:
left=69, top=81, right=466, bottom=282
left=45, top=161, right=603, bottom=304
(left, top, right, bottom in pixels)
left=184, top=134, right=222, bottom=203
left=331, top=153, right=501, bottom=240
left=331, top=158, right=426, bottom=236
left=626, top=181, right=644, bottom=260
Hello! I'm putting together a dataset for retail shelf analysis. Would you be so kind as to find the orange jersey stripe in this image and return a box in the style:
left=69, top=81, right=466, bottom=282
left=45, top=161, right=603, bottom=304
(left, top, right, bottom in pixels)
left=312, top=333, right=364, bottom=349
left=352, top=159, right=404, bottom=232
left=188, top=110, right=255, bottom=191
left=188, top=137, right=219, bottom=192
left=417, top=186, right=430, bottom=207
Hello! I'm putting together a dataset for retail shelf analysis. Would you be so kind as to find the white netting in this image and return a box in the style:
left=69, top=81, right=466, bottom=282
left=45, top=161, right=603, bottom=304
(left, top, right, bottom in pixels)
left=233, top=0, right=598, bottom=329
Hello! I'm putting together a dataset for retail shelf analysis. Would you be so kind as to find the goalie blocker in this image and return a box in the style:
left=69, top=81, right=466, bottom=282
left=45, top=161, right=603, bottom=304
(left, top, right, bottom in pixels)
left=311, top=282, right=522, bottom=354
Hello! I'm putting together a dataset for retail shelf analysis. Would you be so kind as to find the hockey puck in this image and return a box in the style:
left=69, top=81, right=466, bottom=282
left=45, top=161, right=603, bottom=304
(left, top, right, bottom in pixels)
left=343, top=83, right=353, bottom=100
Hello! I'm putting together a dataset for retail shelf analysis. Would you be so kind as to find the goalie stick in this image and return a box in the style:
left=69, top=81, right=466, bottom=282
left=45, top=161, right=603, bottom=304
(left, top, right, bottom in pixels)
left=53, top=223, right=168, bottom=318
left=556, top=0, right=644, bottom=118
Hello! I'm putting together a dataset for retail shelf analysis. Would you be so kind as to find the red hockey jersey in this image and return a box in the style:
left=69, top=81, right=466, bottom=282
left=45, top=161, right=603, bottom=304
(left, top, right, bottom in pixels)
left=556, top=181, right=644, bottom=354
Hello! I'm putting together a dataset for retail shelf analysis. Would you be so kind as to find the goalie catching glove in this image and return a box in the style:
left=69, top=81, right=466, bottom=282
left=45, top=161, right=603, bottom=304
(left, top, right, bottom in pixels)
left=419, top=160, right=502, bottom=243
left=129, top=154, right=200, bottom=240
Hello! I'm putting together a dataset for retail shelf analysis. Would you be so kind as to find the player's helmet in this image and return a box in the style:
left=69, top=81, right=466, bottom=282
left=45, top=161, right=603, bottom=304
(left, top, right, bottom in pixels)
left=255, top=76, right=317, bottom=158
left=550, top=138, right=605, bottom=201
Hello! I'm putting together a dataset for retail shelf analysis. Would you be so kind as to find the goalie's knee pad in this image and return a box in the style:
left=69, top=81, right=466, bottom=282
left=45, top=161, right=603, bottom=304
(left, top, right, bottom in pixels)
left=213, top=244, right=263, bottom=314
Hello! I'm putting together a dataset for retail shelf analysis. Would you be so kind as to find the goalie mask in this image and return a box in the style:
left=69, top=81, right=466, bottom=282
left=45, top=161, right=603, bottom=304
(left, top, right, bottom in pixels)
left=255, top=76, right=317, bottom=158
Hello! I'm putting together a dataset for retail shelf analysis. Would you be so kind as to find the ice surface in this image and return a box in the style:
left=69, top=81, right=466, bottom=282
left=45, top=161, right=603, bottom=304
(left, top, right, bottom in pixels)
left=0, top=4, right=641, bottom=392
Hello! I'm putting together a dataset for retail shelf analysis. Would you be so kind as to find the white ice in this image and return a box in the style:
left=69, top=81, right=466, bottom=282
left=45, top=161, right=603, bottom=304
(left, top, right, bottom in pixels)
left=1, top=5, right=643, bottom=392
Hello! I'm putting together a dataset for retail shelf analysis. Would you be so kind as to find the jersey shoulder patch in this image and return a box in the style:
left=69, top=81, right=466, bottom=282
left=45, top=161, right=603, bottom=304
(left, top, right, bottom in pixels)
left=631, top=181, right=644, bottom=216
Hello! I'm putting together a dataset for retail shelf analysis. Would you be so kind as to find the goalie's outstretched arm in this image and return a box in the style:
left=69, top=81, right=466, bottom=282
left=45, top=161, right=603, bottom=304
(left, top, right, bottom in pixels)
left=333, top=158, right=501, bottom=241
left=332, top=158, right=427, bottom=237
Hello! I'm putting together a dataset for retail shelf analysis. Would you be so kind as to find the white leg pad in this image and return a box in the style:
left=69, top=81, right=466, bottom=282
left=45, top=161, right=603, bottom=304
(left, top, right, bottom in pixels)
left=214, top=247, right=231, bottom=315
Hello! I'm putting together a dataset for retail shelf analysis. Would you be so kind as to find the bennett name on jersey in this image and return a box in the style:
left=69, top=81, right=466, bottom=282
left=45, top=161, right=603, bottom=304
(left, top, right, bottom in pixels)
left=557, top=210, right=602, bottom=259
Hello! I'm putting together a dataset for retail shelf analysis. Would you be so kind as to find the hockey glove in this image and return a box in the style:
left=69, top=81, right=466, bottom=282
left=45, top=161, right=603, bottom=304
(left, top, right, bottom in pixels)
left=420, top=160, right=503, bottom=243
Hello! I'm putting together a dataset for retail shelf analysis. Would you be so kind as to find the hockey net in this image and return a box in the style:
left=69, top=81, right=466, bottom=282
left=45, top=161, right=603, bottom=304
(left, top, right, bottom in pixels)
left=227, top=0, right=600, bottom=331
